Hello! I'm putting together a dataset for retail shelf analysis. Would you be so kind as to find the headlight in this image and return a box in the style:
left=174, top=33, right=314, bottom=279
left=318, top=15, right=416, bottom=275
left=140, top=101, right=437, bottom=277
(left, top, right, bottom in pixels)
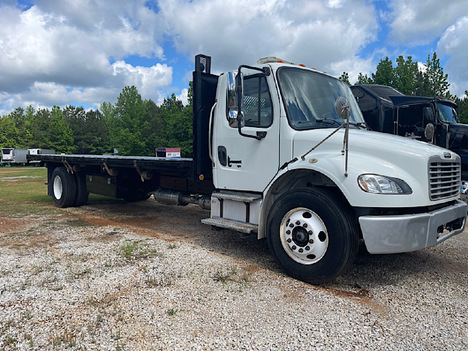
left=358, top=174, right=412, bottom=194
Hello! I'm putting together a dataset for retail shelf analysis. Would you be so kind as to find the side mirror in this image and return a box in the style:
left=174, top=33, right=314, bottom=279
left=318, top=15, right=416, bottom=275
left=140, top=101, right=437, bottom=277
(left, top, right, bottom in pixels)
left=424, top=123, right=435, bottom=141
left=227, top=71, right=244, bottom=127
left=335, top=96, right=351, bottom=120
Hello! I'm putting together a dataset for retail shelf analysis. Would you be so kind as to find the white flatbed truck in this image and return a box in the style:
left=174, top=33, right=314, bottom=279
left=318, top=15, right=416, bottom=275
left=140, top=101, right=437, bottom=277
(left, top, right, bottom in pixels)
left=28, top=54, right=467, bottom=284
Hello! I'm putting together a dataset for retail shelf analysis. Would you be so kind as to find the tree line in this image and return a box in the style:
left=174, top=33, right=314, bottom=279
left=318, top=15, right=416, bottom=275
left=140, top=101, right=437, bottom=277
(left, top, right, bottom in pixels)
left=0, top=85, right=193, bottom=156
left=1, top=52, right=467, bottom=156
left=338, top=52, right=468, bottom=123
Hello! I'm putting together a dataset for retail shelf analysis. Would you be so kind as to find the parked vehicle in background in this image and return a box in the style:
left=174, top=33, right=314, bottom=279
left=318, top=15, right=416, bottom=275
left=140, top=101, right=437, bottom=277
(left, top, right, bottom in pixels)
left=27, top=149, right=55, bottom=165
left=28, top=55, right=467, bottom=284
left=1, top=148, right=55, bottom=166
left=1, top=148, right=28, bottom=165
left=351, top=84, right=468, bottom=197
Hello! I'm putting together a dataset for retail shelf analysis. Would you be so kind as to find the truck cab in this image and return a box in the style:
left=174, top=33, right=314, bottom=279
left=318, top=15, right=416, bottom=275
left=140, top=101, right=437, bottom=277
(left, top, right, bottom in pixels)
left=197, top=56, right=466, bottom=283
left=351, top=84, right=468, bottom=186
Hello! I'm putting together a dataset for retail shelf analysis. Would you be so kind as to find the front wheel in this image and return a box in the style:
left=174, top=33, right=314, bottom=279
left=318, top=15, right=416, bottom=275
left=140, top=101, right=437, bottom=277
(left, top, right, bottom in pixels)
left=267, top=188, right=359, bottom=284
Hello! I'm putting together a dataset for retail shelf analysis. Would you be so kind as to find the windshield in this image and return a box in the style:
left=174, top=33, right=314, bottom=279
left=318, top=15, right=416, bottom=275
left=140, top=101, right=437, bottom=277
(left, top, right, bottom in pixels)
left=437, top=102, right=459, bottom=123
left=277, top=67, right=366, bottom=130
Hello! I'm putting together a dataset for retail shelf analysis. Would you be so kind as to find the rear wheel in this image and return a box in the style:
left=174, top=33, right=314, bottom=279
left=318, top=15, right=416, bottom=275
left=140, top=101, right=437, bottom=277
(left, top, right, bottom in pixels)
left=267, top=188, right=359, bottom=284
left=74, top=172, right=89, bottom=207
left=51, top=167, right=76, bottom=208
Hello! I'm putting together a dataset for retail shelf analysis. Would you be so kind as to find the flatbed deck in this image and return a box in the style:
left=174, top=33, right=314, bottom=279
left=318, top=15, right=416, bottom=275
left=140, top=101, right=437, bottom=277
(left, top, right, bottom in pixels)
left=27, top=154, right=194, bottom=177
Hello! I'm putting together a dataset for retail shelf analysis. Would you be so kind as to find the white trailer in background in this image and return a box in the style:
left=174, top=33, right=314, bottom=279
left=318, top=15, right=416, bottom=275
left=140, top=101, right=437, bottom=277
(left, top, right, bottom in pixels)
left=28, top=148, right=55, bottom=156
left=1, top=148, right=28, bottom=165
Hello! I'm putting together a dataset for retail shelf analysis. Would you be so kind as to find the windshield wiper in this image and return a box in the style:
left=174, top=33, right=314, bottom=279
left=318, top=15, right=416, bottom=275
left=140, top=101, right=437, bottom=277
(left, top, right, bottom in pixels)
left=348, top=122, right=367, bottom=129
left=314, top=118, right=342, bottom=126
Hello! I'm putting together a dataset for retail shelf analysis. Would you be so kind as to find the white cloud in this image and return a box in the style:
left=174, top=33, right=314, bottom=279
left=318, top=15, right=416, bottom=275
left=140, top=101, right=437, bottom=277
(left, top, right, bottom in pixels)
left=0, top=0, right=170, bottom=114
left=437, top=16, right=468, bottom=97
left=2, top=0, right=466, bottom=115
left=157, top=0, right=378, bottom=77
left=177, top=88, right=189, bottom=106
left=387, top=0, right=468, bottom=45
left=111, top=61, right=172, bottom=100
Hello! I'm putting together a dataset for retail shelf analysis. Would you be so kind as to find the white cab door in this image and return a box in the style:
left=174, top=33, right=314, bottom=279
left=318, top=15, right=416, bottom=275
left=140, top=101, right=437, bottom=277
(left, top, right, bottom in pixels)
left=212, top=72, right=280, bottom=192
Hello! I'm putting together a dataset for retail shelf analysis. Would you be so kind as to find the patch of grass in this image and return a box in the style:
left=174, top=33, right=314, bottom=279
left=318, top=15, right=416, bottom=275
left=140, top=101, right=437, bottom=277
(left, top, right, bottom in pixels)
left=166, top=308, right=180, bottom=316
left=145, top=274, right=173, bottom=288
left=213, top=267, right=238, bottom=284
left=5, top=335, right=17, bottom=346
left=24, top=333, right=34, bottom=347
left=0, top=167, right=58, bottom=216
left=119, top=239, right=161, bottom=261
left=51, top=330, right=77, bottom=348
left=213, top=267, right=252, bottom=292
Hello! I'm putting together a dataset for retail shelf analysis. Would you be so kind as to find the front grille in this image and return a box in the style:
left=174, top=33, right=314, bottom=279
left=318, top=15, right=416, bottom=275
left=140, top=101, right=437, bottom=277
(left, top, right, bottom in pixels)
left=429, top=157, right=461, bottom=200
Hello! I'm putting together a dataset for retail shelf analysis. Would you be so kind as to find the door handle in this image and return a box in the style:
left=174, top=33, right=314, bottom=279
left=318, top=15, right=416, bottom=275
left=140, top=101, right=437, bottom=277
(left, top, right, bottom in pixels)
left=228, top=156, right=242, bottom=168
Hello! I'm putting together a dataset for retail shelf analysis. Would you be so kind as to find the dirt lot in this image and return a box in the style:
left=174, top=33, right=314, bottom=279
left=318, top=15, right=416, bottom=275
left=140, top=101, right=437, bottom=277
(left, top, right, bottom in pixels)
left=0, top=173, right=467, bottom=350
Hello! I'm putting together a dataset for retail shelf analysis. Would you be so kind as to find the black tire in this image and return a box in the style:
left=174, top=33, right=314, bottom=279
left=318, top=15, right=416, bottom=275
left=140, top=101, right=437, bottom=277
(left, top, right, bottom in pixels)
left=267, top=188, right=359, bottom=285
left=74, top=172, right=89, bottom=207
left=51, top=167, right=77, bottom=208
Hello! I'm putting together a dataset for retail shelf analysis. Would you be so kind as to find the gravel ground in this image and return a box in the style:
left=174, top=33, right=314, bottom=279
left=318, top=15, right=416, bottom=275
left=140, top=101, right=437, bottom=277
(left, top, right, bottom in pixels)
left=0, top=198, right=467, bottom=350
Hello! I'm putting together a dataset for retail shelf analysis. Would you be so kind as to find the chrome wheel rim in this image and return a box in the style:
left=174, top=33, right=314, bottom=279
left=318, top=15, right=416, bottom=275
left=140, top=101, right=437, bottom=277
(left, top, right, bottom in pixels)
left=279, top=207, right=329, bottom=265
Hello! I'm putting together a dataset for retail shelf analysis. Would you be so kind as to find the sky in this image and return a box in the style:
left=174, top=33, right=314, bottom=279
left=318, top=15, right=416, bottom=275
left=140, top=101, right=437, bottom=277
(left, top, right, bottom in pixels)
left=1, top=0, right=468, bottom=116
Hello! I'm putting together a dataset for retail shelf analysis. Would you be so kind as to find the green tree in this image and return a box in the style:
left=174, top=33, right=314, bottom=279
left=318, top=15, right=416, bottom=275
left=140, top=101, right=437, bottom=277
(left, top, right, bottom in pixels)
left=160, top=93, right=193, bottom=157
left=356, top=72, right=373, bottom=85
left=413, top=70, right=431, bottom=96
left=142, top=99, right=165, bottom=154
left=372, top=57, right=395, bottom=86
left=49, top=105, right=74, bottom=153
left=30, top=108, right=51, bottom=149
left=338, top=72, right=351, bottom=85
left=0, top=116, right=20, bottom=148
left=456, top=91, right=468, bottom=124
left=85, top=109, right=110, bottom=154
left=425, top=52, right=450, bottom=97
left=64, top=106, right=109, bottom=154
left=23, top=105, right=36, bottom=146
left=109, top=86, right=148, bottom=155
left=394, top=56, right=418, bottom=94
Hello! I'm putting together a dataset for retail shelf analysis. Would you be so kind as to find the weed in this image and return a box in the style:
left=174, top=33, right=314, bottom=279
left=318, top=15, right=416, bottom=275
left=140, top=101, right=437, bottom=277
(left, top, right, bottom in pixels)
left=119, top=240, right=161, bottom=261
left=213, top=267, right=238, bottom=284
left=51, top=330, right=77, bottom=348
left=22, top=310, right=33, bottom=321
left=5, top=335, right=17, bottom=346
left=167, top=243, right=177, bottom=249
left=5, top=319, right=16, bottom=328
left=111, top=328, right=122, bottom=341
left=167, top=308, right=180, bottom=316
left=24, top=333, right=33, bottom=347
left=145, top=275, right=173, bottom=288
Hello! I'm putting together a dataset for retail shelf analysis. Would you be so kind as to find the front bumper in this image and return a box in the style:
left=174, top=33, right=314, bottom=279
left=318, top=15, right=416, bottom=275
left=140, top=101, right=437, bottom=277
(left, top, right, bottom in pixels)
left=359, top=200, right=467, bottom=254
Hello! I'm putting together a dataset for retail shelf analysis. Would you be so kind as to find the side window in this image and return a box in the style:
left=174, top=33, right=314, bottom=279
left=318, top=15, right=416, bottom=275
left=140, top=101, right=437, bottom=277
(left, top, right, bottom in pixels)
left=398, top=104, right=433, bottom=138
left=239, top=75, right=273, bottom=128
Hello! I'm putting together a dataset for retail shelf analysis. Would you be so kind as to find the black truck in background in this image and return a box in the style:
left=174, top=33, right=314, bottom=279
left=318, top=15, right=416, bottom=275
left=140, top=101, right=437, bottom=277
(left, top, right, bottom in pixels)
left=351, top=84, right=468, bottom=191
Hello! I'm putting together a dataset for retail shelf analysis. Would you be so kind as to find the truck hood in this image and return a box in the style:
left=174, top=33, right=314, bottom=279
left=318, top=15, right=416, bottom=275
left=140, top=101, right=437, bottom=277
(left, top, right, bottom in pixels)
left=291, top=128, right=460, bottom=207
left=293, top=128, right=452, bottom=164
